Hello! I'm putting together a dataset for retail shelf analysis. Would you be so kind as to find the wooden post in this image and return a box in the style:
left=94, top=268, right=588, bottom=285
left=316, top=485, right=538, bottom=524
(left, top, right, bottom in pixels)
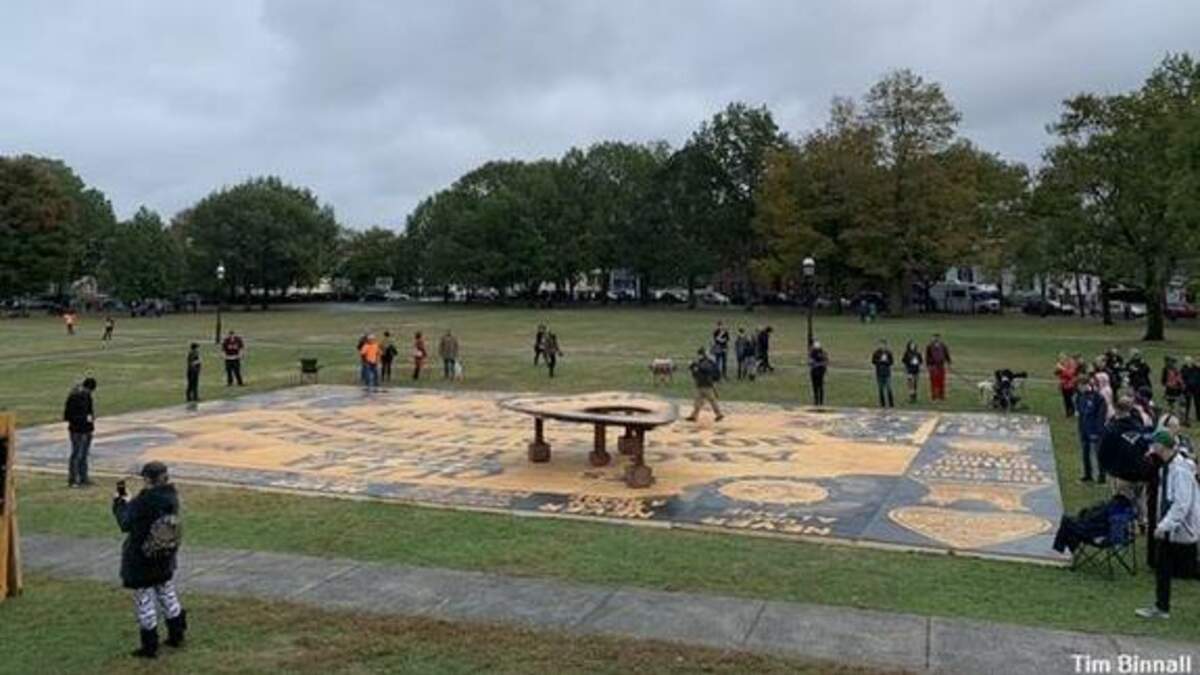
left=528, top=417, right=551, bottom=462
left=588, top=423, right=611, bottom=467
left=0, top=413, right=21, bottom=600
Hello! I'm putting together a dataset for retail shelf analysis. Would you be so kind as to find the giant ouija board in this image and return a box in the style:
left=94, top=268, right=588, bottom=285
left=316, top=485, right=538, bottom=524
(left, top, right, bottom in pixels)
left=18, top=386, right=1068, bottom=564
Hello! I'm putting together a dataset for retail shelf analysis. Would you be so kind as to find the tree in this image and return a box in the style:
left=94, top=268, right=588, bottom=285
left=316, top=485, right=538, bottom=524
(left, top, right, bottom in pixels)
left=178, top=177, right=340, bottom=308
left=27, top=157, right=117, bottom=292
left=336, top=227, right=401, bottom=294
left=1047, top=53, right=1200, bottom=340
left=849, top=69, right=966, bottom=314
left=570, top=142, right=667, bottom=302
left=683, top=103, right=788, bottom=301
left=754, top=98, right=881, bottom=303
left=101, top=206, right=181, bottom=301
left=964, top=150, right=1030, bottom=304
left=0, top=155, right=76, bottom=297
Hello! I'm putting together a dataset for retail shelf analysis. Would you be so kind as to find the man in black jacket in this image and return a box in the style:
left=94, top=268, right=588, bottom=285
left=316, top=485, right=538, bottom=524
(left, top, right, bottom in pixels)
left=63, top=377, right=97, bottom=488
left=871, top=339, right=895, bottom=408
left=1127, top=349, right=1153, bottom=398
left=711, top=321, right=730, bottom=381
left=1182, top=356, right=1200, bottom=426
left=685, top=348, right=724, bottom=422
left=113, top=461, right=187, bottom=658
left=185, top=343, right=201, bottom=403
left=756, top=326, right=774, bottom=374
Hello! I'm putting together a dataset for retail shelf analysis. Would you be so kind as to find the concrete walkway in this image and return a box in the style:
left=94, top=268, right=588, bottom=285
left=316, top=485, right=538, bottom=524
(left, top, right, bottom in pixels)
left=20, top=533, right=1200, bottom=674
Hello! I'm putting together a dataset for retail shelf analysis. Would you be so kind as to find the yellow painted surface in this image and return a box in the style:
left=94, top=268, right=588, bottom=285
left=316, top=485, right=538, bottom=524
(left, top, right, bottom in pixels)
left=136, top=392, right=921, bottom=499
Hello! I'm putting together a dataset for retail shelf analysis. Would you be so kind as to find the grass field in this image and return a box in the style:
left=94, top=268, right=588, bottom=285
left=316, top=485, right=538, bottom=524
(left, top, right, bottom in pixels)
left=5, top=305, right=1200, bottom=652
left=5, top=575, right=880, bottom=675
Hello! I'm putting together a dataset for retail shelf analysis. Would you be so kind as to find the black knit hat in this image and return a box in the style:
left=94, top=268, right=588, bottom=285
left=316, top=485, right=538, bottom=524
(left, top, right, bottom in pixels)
left=140, top=461, right=168, bottom=481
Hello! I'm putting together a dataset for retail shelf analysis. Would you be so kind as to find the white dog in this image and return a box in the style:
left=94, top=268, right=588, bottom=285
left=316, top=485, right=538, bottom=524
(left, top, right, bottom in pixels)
left=453, top=360, right=465, bottom=382
left=977, top=380, right=994, bottom=405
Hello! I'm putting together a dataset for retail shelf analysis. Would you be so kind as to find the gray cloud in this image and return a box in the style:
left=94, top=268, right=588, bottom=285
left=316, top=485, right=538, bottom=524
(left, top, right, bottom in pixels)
left=1, top=0, right=1196, bottom=228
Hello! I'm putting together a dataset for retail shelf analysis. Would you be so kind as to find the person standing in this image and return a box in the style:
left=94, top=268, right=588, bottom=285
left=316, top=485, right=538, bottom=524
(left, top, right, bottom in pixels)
left=872, top=339, right=895, bottom=408
left=808, top=340, right=830, bottom=406
left=711, top=321, right=730, bottom=381
left=1104, top=348, right=1126, bottom=396
left=113, top=461, right=188, bottom=658
left=1135, top=432, right=1200, bottom=621
left=1133, top=386, right=1157, bottom=429
left=102, top=315, right=115, bottom=342
left=221, top=330, right=245, bottom=386
left=359, top=334, right=381, bottom=390
left=734, top=327, right=752, bottom=381
left=533, top=324, right=547, bottom=365
left=685, top=348, right=723, bottom=422
left=1055, top=353, right=1079, bottom=418
left=1127, top=349, right=1152, bottom=398
left=1162, top=357, right=1185, bottom=417
left=1093, top=370, right=1116, bottom=421
left=756, top=326, right=774, bottom=374
left=1182, top=356, right=1200, bottom=426
left=438, top=329, right=459, bottom=379
left=1076, top=376, right=1108, bottom=483
left=63, top=377, right=97, bottom=488
left=924, top=334, right=952, bottom=401
left=63, top=309, right=77, bottom=335
left=543, top=331, right=562, bottom=378
left=902, top=340, right=923, bottom=403
left=411, top=331, right=427, bottom=381
left=380, top=331, right=397, bottom=382
left=185, top=344, right=201, bottom=403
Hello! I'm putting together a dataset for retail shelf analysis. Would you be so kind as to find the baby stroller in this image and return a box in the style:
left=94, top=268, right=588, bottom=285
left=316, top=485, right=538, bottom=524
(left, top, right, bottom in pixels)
left=991, top=369, right=1028, bottom=412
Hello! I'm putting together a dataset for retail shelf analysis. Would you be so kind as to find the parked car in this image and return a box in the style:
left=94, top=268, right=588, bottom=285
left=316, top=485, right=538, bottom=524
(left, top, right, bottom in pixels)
left=1166, top=302, right=1197, bottom=319
left=1022, top=298, right=1076, bottom=316
left=1109, top=300, right=1147, bottom=319
left=849, top=291, right=888, bottom=313
left=760, top=291, right=796, bottom=306
left=652, top=288, right=688, bottom=304
left=697, top=289, right=731, bottom=305
left=384, top=290, right=411, bottom=302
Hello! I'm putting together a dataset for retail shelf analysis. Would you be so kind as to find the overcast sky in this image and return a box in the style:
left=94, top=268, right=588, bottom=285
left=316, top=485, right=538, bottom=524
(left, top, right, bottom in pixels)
left=2, top=1, right=1196, bottom=229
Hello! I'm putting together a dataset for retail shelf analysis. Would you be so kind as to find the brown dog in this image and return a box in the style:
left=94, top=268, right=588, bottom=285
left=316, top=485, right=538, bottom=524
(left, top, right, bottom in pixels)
left=649, top=358, right=675, bottom=385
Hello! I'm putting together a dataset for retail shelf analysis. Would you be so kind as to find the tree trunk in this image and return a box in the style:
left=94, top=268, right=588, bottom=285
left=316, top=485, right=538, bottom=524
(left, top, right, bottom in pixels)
left=1143, top=267, right=1166, bottom=341
left=687, top=276, right=697, bottom=310
left=1099, top=279, right=1112, bottom=325
left=888, top=274, right=907, bottom=318
left=832, top=273, right=844, bottom=315
left=1074, top=273, right=1086, bottom=318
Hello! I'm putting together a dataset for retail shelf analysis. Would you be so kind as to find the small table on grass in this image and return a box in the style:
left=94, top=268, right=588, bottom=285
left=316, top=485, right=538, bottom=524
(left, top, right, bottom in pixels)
left=498, top=392, right=678, bottom=488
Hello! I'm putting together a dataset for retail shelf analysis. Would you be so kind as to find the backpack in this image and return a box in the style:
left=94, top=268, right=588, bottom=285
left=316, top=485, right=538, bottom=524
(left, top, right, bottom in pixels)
left=142, top=513, right=183, bottom=558
left=1167, top=369, right=1184, bottom=390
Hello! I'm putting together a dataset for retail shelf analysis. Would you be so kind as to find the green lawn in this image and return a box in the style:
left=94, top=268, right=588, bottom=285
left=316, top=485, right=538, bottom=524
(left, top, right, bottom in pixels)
left=4, top=575, right=877, bottom=675
left=6, top=305, right=1200, bottom=643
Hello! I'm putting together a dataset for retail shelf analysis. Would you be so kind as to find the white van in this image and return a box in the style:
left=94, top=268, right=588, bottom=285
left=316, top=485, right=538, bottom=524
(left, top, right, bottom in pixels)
left=929, top=281, right=1001, bottom=314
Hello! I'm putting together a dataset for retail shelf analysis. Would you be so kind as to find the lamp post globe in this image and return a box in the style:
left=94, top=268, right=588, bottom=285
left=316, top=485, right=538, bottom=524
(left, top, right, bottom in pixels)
left=214, top=262, right=226, bottom=345
left=802, top=257, right=816, bottom=347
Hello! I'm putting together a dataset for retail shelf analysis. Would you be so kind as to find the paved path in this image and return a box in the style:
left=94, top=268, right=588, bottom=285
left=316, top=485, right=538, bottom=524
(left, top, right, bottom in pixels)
left=20, top=533, right=1199, bottom=674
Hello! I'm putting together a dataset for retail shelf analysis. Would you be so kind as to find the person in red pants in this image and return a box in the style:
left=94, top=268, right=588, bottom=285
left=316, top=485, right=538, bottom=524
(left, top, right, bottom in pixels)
left=925, top=334, right=952, bottom=401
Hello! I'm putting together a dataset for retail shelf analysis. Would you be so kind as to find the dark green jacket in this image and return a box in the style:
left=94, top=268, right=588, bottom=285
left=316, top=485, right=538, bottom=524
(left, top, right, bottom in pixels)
left=113, top=483, right=179, bottom=589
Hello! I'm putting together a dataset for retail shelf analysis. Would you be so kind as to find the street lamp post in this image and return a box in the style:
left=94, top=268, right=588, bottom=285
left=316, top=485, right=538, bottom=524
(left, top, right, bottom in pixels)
left=802, top=257, right=816, bottom=347
left=214, top=262, right=225, bottom=345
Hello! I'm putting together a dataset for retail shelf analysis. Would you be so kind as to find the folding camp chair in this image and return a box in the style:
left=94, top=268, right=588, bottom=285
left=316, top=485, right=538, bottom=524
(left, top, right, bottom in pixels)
left=299, top=358, right=321, bottom=384
left=1071, top=506, right=1138, bottom=577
